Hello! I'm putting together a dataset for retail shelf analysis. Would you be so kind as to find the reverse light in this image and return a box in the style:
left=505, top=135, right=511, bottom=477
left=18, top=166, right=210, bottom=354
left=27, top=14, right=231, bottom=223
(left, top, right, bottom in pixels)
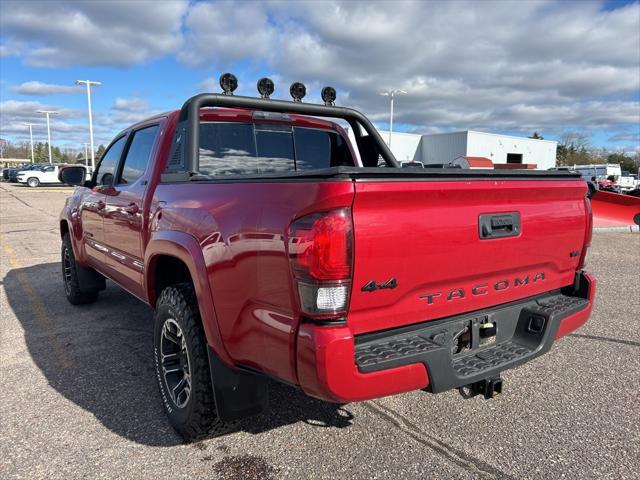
left=297, top=283, right=349, bottom=315
left=316, top=285, right=348, bottom=310
left=288, top=208, right=353, bottom=321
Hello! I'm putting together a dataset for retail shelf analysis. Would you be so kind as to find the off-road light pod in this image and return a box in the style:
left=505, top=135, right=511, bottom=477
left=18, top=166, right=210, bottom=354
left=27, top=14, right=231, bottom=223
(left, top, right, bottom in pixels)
left=321, top=86, right=336, bottom=106
left=257, top=77, right=275, bottom=99
left=289, top=82, right=307, bottom=102
left=219, top=73, right=238, bottom=95
left=287, top=208, right=353, bottom=321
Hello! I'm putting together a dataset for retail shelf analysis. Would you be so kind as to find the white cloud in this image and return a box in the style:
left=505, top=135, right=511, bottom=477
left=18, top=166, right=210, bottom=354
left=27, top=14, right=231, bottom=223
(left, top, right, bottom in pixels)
left=0, top=41, right=22, bottom=57
left=0, top=100, right=89, bottom=146
left=178, top=3, right=276, bottom=67
left=0, top=98, right=161, bottom=148
left=11, top=81, right=83, bottom=96
left=267, top=2, right=638, bottom=127
left=108, top=97, right=160, bottom=125
left=0, top=0, right=188, bottom=67
left=609, top=131, right=640, bottom=143
left=179, top=1, right=639, bottom=138
left=1, top=0, right=638, bottom=145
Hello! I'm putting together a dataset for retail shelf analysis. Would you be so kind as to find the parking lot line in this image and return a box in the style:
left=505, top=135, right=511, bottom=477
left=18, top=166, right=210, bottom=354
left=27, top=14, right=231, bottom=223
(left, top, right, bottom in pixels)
left=10, top=188, right=75, bottom=193
left=1, top=234, right=72, bottom=370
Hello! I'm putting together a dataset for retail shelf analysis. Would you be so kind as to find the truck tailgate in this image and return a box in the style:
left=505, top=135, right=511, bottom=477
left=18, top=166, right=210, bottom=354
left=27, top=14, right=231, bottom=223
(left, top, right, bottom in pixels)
left=348, top=179, right=588, bottom=335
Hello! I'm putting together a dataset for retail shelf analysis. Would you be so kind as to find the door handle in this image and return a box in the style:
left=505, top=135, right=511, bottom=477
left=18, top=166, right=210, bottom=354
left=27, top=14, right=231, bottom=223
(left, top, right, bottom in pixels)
left=479, top=212, right=521, bottom=239
left=125, top=203, right=140, bottom=215
left=96, top=200, right=106, bottom=211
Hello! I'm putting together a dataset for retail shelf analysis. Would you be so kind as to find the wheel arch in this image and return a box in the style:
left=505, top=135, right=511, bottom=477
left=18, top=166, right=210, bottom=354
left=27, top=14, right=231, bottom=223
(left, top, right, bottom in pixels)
left=60, top=219, right=70, bottom=239
left=59, top=218, right=83, bottom=262
left=145, top=231, right=233, bottom=366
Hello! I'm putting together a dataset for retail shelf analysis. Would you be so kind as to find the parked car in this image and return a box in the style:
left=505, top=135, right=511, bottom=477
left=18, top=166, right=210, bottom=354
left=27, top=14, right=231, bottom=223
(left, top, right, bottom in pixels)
left=2, top=166, right=13, bottom=181
left=598, top=176, right=622, bottom=193
left=59, top=76, right=595, bottom=441
left=618, top=171, right=639, bottom=192
left=6, top=163, right=42, bottom=182
left=17, top=164, right=64, bottom=187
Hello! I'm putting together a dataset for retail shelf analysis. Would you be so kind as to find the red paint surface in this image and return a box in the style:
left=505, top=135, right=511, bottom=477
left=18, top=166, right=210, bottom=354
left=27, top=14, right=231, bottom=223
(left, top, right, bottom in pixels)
left=591, top=190, right=640, bottom=227
left=349, top=179, right=588, bottom=335
left=296, top=324, right=429, bottom=402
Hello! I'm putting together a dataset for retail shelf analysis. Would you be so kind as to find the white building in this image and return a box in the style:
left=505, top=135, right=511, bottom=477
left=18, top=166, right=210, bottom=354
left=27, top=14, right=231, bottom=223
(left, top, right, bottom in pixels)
left=413, top=130, right=557, bottom=170
left=346, top=128, right=557, bottom=169
left=375, top=130, right=423, bottom=162
left=346, top=128, right=423, bottom=164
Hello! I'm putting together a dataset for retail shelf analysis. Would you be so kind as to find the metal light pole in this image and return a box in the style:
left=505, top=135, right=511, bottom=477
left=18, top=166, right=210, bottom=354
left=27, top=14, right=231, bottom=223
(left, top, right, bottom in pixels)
left=380, top=89, right=407, bottom=149
left=76, top=80, right=101, bottom=169
left=24, top=123, right=36, bottom=163
left=37, top=110, right=59, bottom=163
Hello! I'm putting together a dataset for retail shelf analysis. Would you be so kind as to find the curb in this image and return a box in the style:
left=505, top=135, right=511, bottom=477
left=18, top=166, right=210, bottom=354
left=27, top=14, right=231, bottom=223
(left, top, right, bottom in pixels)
left=593, top=225, right=639, bottom=233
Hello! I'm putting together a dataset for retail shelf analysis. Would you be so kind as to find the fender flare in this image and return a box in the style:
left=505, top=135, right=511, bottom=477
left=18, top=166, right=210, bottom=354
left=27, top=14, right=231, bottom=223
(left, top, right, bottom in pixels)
left=145, top=230, right=233, bottom=366
left=60, top=209, right=86, bottom=264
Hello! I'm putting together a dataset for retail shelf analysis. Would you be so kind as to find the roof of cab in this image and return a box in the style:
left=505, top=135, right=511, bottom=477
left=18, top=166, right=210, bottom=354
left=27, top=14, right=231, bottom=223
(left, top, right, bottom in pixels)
left=126, top=107, right=341, bottom=134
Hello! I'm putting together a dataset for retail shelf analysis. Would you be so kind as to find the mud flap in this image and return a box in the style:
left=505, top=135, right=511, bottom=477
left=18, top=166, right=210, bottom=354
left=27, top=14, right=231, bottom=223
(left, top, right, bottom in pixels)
left=208, top=347, right=269, bottom=421
left=76, top=263, right=106, bottom=292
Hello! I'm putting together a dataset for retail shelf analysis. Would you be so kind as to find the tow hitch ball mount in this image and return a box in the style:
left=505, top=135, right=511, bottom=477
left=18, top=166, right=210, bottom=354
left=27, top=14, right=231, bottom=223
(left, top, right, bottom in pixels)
left=459, top=376, right=503, bottom=400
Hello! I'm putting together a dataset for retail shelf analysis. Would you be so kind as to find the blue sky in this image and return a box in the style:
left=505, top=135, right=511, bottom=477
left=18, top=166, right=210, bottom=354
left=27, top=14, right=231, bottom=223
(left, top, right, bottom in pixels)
left=1, top=0, right=638, bottom=153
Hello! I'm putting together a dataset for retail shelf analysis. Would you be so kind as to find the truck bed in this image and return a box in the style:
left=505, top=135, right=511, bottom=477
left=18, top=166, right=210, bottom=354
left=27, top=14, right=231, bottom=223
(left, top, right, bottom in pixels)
left=185, top=166, right=583, bottom=182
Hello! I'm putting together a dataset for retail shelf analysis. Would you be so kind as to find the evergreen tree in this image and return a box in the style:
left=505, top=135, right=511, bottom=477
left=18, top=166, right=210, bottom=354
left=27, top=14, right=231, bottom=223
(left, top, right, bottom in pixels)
left=52, top=146, right=63, bottom=162
left=34, top=142, right=47, bottom=163
left=96, top=144, right=106, bottom=160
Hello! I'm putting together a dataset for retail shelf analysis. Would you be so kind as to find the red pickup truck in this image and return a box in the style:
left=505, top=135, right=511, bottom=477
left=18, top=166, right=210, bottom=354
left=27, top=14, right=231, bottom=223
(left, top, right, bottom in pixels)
left=59, top=76, right=595, bottom=441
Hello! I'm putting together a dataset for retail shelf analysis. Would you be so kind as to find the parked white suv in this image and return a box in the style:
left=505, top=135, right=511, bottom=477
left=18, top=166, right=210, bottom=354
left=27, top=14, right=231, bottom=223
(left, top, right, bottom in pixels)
left=17, top=164, right=63, bottom=187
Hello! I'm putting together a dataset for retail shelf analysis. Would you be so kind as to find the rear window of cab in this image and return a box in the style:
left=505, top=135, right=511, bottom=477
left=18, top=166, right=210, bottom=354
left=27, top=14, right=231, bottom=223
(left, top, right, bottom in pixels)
left=198, top=122, right=354, bottom=177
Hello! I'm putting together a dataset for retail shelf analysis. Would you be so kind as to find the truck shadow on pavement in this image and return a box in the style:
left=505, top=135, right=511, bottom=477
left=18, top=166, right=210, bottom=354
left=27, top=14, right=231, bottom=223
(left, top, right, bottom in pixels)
left=5, top=262, right=354, bottom=447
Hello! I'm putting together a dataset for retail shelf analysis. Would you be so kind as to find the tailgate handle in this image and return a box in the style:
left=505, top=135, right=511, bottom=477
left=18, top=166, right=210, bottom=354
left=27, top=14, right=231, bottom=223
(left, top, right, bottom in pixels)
left=479, top=213, right=520, bottom=239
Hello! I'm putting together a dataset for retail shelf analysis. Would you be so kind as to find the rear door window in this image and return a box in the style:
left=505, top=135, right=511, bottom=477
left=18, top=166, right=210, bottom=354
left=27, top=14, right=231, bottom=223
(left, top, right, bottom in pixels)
left=118, top=125, right=159, bottom=185
left=95, top=136, right=126, bottom=186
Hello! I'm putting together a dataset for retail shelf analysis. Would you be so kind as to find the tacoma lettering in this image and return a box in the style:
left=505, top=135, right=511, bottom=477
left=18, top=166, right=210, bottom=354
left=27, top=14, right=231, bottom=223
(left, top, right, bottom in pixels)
left=420, top=272, right=546, bottom=305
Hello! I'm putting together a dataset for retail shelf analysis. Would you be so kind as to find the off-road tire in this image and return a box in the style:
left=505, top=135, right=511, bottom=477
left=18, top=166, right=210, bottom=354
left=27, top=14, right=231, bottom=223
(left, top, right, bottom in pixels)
left=27, top=177, right=40, bottom=188
left=61, top=233, right=99, bottom=305
left=154, top=283, right=221, bottom=442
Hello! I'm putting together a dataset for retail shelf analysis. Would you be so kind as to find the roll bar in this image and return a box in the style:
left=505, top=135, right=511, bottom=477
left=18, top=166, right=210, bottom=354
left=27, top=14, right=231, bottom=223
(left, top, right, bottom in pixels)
left=171, top=93, right=400, bottom=174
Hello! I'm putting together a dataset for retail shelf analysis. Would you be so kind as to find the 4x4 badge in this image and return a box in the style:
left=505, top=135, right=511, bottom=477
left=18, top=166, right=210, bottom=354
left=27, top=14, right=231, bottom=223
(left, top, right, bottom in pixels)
left=362, top=278, right=398, bottom=292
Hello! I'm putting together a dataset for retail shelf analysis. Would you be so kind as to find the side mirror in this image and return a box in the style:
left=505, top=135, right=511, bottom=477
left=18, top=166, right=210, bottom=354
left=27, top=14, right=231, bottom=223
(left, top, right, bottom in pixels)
left=60, top=166, right=87, bottom=186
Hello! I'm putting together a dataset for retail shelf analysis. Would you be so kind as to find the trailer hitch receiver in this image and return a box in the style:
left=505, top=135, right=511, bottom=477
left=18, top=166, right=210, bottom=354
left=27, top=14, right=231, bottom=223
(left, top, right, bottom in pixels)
left=459, top=376, right=503, bottom=400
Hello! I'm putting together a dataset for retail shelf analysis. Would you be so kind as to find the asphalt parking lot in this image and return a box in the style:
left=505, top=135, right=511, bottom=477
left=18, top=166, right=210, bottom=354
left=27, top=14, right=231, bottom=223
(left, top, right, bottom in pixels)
left=1, top=182, right=639, bottom=480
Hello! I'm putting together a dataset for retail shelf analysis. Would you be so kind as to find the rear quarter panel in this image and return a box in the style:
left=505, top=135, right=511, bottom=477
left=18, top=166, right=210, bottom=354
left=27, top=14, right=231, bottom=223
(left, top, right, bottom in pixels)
left=151, top=180, right=354, bottom=384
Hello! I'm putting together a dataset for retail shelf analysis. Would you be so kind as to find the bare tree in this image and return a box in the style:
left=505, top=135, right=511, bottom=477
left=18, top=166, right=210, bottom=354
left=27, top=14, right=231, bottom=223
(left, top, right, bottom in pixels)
left=558, top=132, right=590, bottom=150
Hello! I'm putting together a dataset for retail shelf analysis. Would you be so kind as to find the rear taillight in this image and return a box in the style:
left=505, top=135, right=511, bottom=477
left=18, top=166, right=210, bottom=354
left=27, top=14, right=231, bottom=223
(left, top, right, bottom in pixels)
left=578, top=197, right=593, bottom=269
left=287, top=208, right=353, bottom=321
